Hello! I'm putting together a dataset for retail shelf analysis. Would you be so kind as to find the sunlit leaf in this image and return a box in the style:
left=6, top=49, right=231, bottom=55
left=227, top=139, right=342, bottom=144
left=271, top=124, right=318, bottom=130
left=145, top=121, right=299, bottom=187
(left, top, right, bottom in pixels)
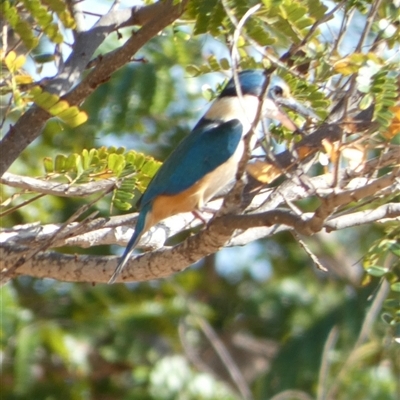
left=366, top=266, right=388, bottom=277
left=390, top=282, right=400, bottom=292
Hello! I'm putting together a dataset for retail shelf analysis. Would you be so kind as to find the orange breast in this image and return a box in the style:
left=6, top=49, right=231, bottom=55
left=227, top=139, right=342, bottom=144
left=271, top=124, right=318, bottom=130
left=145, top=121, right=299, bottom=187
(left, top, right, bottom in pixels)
left=147, top=158, right=234, bottom=227
left=145, top=179, right=208, bottom=231
left=143, top=140, right=244, bottom=237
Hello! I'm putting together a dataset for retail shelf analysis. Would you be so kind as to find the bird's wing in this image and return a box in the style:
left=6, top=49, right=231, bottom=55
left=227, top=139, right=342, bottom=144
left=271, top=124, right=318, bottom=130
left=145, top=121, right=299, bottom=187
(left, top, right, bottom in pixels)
left=138, top=119, right=243, bottom=208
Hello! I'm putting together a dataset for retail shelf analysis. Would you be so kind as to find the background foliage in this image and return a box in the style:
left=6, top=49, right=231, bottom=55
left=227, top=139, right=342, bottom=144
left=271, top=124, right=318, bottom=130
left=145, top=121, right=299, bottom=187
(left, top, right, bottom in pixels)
left=1, top=0, right=399, bottom=399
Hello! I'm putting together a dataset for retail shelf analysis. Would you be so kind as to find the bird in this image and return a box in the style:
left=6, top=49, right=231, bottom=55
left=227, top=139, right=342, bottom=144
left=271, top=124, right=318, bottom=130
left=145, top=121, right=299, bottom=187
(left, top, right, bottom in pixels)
left=109, top=69, right=316, bottom=283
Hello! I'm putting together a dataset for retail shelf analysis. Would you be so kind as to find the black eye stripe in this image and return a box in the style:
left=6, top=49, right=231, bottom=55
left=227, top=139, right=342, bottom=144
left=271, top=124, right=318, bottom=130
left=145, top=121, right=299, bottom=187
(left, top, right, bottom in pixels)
left=273, top=86, right=283, bottom=96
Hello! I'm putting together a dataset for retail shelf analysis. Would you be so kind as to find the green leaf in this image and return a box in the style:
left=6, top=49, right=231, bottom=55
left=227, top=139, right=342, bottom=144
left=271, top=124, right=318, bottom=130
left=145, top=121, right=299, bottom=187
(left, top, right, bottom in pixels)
left=57, top=106, right=80, bottom=120
left=208, top=55, right=221, bottom=72
left=65, top=153, right=79, bottom=171
left=75, top=154, right=84, bottom=176
left=246, top=22, right=275, bottom=46
left=383, top=298, right=400, bottom=310
left=390, top=282, right=400, bottom=292
left=189, top=0, right=219, bottom=35
left=141, top=159, right=161, bottom=176
left=389, top=242, right=400, bottom=257
left=33, top=91, right=60, bottom=109
left=81, top=149, right=90, bottom=170
left=63, top=111, right=88, bottom=128
left=359, top=94, right=374, bottom=110
left=5, top=51, right=26, bottom=73
left=126, top=152, right=144, bottom=169
left=43, top=157, right=54, bottom=173
left=54, top=154, right=67, bottom=172
left=48, top=100, right=69, bottom=115
left=114, top=190, right=134, bottom=202
left=119, top=177, right=137, bottom=192
left=306, top=0, right=328, bottom=20
left=108, top=153, right=126, bottom=176
left=113, top=198, right=133, bottom=211
left=186, top=65, right=201, bottom=77
left=366, top=266, right=388, bottom=277
left=14, top=19, right=39, bottom=49
left=220, top=58, right=231, bottom=70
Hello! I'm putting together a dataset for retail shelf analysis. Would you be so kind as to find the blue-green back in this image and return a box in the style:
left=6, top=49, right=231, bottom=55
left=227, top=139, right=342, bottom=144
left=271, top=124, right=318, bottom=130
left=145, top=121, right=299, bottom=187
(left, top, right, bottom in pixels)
left=138, top=119, right=243, bottom=208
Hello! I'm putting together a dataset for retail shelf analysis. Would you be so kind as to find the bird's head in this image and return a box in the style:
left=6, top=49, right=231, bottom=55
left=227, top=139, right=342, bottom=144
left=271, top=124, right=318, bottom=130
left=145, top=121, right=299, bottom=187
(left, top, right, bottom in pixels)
left=220, top=70, right=318, bottom=131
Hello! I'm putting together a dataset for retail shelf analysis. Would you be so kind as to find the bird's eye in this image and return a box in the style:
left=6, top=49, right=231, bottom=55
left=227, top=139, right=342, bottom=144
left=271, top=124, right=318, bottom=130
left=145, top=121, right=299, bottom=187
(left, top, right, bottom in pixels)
left=272, top=86, right=283, bottom=97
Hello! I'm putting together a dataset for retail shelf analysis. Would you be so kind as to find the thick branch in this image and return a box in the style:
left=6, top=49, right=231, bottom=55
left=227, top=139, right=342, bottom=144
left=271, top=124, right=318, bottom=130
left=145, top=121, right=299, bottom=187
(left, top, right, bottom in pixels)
left=2, top=138, right=398, bottom=283
left=2, top=196, right=399, bottom=283
left=0, top=169, right=381, bottom=249
left=0, top=212, right=200, bottom=249
left=1, top=213, right=233, bottom=283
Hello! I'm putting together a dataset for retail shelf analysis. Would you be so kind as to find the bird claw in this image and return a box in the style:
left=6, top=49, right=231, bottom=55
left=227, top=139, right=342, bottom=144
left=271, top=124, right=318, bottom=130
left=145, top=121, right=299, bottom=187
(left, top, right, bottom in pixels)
left=192, top=208, right=216, bottom=225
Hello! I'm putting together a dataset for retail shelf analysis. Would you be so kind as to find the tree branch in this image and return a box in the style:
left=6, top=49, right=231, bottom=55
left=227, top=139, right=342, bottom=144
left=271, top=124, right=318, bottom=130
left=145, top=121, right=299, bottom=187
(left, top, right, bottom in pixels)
left=2, top=195, right=399, bottom=283
left=0, top=172, right=117, bottom=197
left=0, top=212, right=200, bottom=250
left=324, top=202, right=400, bottom=231
left=302, top=169, right=399, bottom=234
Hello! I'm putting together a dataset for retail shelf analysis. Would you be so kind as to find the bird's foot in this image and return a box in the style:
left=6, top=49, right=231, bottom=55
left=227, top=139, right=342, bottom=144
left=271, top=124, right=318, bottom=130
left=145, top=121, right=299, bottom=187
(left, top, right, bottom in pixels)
left=192, top=208, right=216, bottom=225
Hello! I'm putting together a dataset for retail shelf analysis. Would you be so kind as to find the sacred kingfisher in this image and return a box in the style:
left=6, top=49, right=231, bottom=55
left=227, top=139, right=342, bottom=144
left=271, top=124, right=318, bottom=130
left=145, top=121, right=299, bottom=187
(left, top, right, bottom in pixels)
left=109, top=69, right=316, bottom=283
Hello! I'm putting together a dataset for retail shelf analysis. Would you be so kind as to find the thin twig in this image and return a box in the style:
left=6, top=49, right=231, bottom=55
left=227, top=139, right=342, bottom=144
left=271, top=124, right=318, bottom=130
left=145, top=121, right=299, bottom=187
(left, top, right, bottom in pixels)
left=194, top=316, right=253, bottom=400
left=172, top=282, right=253, bottom=400
left=0, top=193, right=45, bottom=218
left=291, top=231, right=328, bottom=272
left=355, top=0, right=383, bottom=53
left=289, top=0, right=347, bottom=57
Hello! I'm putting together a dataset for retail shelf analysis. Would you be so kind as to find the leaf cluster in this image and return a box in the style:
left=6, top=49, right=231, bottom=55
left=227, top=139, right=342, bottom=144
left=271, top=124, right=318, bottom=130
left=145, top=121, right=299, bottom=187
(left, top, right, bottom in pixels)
left=42, top=146, right=161, bottom=211
left=1, top=50, right=34, bottom=114
left=1, top=0, right=75, bottom=50
left=30, top=86, right=88, bottom=128
left=336, top=53, right=400, bottom=133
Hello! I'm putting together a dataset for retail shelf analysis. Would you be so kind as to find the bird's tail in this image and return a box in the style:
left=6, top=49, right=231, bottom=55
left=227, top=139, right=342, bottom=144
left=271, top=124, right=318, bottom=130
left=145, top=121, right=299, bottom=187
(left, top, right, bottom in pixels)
left=108, top=205, right=150, bottom=284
